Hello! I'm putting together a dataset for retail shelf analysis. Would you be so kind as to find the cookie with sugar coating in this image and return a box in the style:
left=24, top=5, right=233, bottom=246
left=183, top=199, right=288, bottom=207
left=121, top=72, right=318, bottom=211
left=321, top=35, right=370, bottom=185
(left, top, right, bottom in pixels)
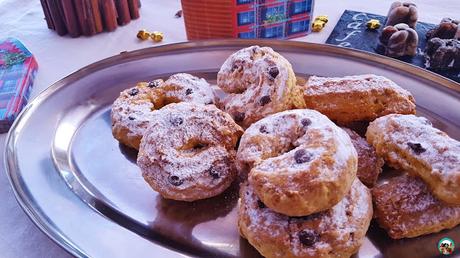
left=366, top=114, right=460, bottom=205
left=238, top=179, right=373, bottom=258
left=301, top=74, right=416, bottom=125
left=237, top=109, right=357, bottom=216
left=137, top=102, right=243, bottom=201
left=372, top=174, right=460, bottom=239
left=217, top=45, right=305, bottom=128
left=111, top=73, right=216, bottom=149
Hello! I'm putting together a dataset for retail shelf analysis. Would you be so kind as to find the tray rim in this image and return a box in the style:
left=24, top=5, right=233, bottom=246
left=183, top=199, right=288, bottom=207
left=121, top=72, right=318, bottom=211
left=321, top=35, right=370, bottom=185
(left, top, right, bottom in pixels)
left=4, top=39, right=460, bottom=258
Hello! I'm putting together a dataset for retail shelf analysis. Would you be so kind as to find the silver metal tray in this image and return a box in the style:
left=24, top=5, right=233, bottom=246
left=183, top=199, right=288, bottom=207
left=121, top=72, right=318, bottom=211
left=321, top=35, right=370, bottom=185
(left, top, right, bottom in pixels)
left=5, top=40, right=460, bottom=258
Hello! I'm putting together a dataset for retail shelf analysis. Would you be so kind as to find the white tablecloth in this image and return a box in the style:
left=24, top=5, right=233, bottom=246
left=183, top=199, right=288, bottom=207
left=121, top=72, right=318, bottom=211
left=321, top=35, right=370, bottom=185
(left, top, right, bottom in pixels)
left=0, top=0, right=457, bottom=257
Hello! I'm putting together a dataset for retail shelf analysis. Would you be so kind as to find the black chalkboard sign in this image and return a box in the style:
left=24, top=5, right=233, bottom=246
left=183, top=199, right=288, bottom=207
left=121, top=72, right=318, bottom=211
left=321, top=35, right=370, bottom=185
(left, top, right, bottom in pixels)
left=326, top=10, right=460, bottom=83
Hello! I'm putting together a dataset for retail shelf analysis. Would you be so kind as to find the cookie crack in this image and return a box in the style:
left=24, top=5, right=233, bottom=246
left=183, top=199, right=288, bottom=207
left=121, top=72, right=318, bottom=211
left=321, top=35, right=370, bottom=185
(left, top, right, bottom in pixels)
left=287, top=217, right=294, bottom=247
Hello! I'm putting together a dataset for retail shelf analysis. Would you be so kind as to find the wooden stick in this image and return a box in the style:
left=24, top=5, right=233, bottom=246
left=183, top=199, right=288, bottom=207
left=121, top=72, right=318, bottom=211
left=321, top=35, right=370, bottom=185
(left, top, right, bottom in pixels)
left=115, top=0, right=131, bottom=26
left=100, top=0, right=118, bottom=31
left=40, top=0, right=141, bottom=36
left=83, top=0, right=97, bottom=36
left=74, top=0, right=90, bottom=35
left=40, top=0, right=55, bottom=30
left=127, top=0, right=139, bottom=20
left=90, top=0, right=104, bottom=33
left=47, top=0, right=68, bottom=36
left=60, top=0, right=81, bottom=37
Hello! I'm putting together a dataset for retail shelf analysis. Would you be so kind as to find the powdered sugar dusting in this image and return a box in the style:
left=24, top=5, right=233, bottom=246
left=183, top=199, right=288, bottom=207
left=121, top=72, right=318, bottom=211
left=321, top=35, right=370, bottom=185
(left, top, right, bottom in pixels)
left=291, top=179, right=371, bottom=256
left=217, top=45, right=303, bottom=128
left=240, top=183, right=289, bottom=237
left=367, top=114, right=460, bottom=186
left=304, top=74, right=413, bottom=97
left=237, top=109, right=357, bottom=181
left=372, top=174, right=460, bottom=238
left=111, top=81, right=163, bottom=148
left=301, top=74, right=416, bottom=123
left=137, top=102, right=243, bottom=201
left=239, top=179, right=372, bottom=257
left=111, top=73, right=216, bottom=149
left=163, top=73, right=216, bottom=105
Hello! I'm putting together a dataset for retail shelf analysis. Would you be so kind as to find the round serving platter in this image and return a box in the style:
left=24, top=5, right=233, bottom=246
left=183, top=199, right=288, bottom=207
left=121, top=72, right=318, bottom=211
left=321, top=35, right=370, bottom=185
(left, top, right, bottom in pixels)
left=5, top=40, right=460, bottom=258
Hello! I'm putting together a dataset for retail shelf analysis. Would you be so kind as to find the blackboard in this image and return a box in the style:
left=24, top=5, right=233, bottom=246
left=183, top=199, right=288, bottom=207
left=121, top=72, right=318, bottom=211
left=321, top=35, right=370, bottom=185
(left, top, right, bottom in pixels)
left=326, top=10, right=460, bottom=83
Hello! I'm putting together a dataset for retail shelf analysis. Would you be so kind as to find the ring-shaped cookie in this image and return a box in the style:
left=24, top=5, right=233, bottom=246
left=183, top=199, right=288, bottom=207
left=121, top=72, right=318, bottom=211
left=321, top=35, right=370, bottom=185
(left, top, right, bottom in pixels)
left=237, top=109, right=357, bottom=216
left=238, top=179, right=373, bottom=258
left=217, top=46, right=305, bottom=128
left=111, top=73, right=215, bottom=149
left=137, top=102, right=243, bottom=201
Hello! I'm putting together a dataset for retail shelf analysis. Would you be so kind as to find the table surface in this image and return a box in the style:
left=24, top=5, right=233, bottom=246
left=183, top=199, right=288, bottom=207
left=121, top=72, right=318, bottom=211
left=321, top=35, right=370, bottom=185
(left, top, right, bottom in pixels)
left=0, top=0, right=458, bottom=257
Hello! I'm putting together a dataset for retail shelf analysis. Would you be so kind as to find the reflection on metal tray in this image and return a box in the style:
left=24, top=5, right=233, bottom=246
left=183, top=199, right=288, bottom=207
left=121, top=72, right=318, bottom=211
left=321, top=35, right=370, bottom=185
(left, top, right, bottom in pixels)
left=5, top=40, right=460, bottom=258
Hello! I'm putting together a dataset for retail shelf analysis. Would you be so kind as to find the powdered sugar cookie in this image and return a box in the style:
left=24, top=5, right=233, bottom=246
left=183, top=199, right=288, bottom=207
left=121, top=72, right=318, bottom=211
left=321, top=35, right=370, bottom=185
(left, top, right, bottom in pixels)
left=137, top=102, right=243, bottom=201
left=372, top=174, right=460, bottom=239
left=237, top=109, right=357, bottom=216
left=111, top=73, right=216, bottom=149
left=367, top=114, right=460, bottom=205
left=238, top=179, right=373, bottom=258
left=217, top=45, right=305, bottom=128
left=301, top=74, right=416, bottom=124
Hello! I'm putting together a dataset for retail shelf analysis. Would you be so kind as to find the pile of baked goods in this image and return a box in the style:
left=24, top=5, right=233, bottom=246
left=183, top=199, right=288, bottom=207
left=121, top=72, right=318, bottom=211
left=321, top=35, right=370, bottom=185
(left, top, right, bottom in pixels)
left=111, top=45, right=460, bottom=257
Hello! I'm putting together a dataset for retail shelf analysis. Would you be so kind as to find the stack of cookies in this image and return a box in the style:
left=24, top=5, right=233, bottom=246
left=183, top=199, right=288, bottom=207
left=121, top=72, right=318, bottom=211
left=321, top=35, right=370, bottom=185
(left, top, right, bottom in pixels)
left=367, top=114, right=460, bottom=239
left=236, top=109, right=373, bottom=258
left=110, top=45, right=460, bottom=258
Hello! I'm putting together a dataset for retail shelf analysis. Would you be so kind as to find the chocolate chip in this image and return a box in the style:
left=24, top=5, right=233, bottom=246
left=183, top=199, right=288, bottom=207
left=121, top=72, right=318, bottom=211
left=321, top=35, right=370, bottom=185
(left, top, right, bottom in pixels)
left=298, top=230, right=319, bottom=247
left=168, top=175, right=183, bottom=186
left=268, top=66, right=279, bottom=79
left=148, top=81, right=160, bottom=88
left=128, top=116, right=135, bottom=120
left=257, top=200, right=266, bottom=208
left=193, top=143, right=207, bottom=150
left=234, top=112, right=245, bottom=122
left=259, top=95, right=271, bottom=106
left=170, top=117, right=183, bottom=126
left=407, top=142, right=426, bottom=154
left=129, top=88, right=139, bottom=96
left=301, top=118, right=312, bottom=127
left=294, top=149, right=311, bottom=164
left=259, top=125, right=269, bottom=134
left=208, top=168, right=220, bottom=179
left=185, top=88, right=193, bottom=95
left=231, top=64, right=242, bottom=73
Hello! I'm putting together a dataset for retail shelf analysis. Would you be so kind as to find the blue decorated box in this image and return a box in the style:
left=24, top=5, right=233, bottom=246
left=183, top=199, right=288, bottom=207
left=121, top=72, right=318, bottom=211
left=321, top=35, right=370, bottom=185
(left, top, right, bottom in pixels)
left=0, top=38, right=38, bottom=133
